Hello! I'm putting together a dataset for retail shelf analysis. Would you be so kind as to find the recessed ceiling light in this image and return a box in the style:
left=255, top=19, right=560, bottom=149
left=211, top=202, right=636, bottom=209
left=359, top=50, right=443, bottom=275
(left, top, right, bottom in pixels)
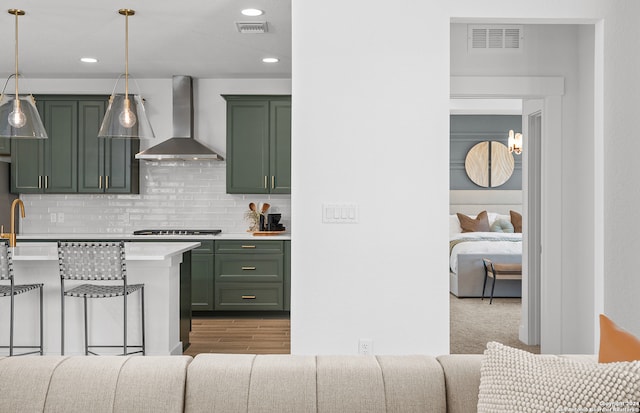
left=262, top=57, right=279, bottom=63
left=80, top=57, right=98, bottom=63
left=241, top=8, right=263, bottom=16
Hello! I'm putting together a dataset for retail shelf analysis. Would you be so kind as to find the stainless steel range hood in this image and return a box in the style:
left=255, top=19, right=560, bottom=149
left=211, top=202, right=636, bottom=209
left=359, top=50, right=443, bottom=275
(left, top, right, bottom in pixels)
left=135, top=75, right=223, bottom=161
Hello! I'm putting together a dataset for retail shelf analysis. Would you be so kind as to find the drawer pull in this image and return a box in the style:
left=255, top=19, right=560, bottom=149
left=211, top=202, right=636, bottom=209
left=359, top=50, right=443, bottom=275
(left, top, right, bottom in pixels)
left=241, top=266, right=256, bottom=270
left=242, top=295, right=257, bottom=300
left=241, top=245, right=256, bottom=249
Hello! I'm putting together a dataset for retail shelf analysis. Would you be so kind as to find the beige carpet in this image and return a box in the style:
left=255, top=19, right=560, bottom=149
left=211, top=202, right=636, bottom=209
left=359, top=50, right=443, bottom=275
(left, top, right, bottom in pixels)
left=450, top=294, right=540, bottom=354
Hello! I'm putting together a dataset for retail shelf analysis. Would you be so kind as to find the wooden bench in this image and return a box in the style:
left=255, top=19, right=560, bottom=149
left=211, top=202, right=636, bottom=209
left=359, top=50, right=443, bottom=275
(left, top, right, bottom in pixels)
left=481, top=258, right=522, bottom=304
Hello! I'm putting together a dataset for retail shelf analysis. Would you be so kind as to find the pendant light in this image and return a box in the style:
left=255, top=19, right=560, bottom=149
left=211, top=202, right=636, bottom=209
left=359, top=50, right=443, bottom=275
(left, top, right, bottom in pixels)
left=98, top=9, right=155, bottom=139
left=0, top=9, right=48, bottom=139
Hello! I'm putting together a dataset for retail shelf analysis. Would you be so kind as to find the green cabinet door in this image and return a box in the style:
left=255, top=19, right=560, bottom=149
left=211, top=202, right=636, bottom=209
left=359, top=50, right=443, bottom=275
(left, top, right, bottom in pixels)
left=78, top=100, right=106, bottom=192
left=224, top=95, right=291, bottom=194
left=78, top=98, right=139, bottom=194
left=191, top=241, right=215, bottom=311
left=225, top=99, right=270, bottom=194
left=269, top=100, right=291, bottom=194
left=43, top=99, right=78, bottom=193
left=11, top=138, right=43, bottom=193
left=104, top=136, right=139, bottom=193
left=0, top=138, right=10, bottom=156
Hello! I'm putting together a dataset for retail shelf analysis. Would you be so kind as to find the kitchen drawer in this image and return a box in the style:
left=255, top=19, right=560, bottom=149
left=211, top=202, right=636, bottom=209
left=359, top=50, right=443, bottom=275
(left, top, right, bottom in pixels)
left=215, top=282, right=283, bottom=311
left=215, top=240, right=284, bottom=254
left=215, top=254, right=283, bottom=282
left=193, top=240, right=214, bottom=254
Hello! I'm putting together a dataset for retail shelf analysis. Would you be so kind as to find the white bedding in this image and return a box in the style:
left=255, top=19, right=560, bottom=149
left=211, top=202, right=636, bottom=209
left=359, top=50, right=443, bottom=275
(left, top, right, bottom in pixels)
left=449, top=232, right=522, bottom=274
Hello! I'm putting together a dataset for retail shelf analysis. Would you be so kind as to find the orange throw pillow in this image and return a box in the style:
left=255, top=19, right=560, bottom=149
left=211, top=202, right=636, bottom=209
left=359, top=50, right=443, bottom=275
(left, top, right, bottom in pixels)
left=598, top=314, right=640, bottom=363
left=456, top=211, right=490, bottom=232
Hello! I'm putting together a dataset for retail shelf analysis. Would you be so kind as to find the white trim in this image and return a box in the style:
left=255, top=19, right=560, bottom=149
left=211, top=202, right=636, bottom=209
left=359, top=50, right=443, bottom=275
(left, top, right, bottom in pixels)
left=451, top=76, right=565, bottom=98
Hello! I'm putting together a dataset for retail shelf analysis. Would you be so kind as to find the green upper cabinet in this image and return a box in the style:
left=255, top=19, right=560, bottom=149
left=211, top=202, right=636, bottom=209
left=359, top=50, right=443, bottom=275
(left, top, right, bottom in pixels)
left=12, top=97, right=78, bottom=193
left=0, top=138, right=10, bottom=156
left=224, top=95, right=291, bottom=194
left=78, top=100, right=139, bottom=193
left=11, top=95, right=139, bottom=194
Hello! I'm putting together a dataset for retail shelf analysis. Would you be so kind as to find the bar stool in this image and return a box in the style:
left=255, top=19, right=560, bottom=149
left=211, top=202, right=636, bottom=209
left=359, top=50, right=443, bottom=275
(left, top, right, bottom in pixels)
left=0, top=240, right=43, bottom=356
left=58, top=241, right=145, bottom=356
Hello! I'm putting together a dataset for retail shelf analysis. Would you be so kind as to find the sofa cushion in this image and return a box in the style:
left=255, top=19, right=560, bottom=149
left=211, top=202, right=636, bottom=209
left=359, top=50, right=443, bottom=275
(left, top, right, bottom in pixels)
left=113, top=356, right=191, bottom=413
left=185, top=354, right=255, bottom=412
left=376, top=355, right=446, bottom=413
left=437, top=354, right=483, bottom=413
left=248, top=355, right=317, bottom=412
left=478, top=342, right=640, bottom=413
left=599, top=314, right=640, bottom=363
left=0, top=356, right=68, bottom=413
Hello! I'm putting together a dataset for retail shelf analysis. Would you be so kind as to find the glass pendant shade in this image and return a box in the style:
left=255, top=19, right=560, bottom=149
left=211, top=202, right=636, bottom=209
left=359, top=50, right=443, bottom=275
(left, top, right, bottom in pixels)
left=98, top=93, right=155, bottom=139
left=0, top=94, right=48, bottom=138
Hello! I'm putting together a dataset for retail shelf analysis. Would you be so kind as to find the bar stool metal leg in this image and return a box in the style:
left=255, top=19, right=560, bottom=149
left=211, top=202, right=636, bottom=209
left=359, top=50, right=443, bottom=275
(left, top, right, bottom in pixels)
left=123, top=292, right=127, bottom=356
left=141, top=286, right=145, bottom=355
left=9, top=286, right=14, bottom=356
left=84, top=296, right=89, bottom=356
left=39, top=286, right=43, bottom=355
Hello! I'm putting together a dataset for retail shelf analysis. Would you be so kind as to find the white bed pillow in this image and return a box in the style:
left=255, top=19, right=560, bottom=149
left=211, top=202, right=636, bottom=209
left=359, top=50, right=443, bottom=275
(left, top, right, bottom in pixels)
left=449, top=215, right=462, bottom=237
left=478, top=342, right=640, bottom=413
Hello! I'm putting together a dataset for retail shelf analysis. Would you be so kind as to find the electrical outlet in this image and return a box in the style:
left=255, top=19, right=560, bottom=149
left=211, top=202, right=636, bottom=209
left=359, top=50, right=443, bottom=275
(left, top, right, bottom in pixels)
left=50, top=213, right=56, bottom=223
left=57, top=212, right=64, bottom=223
left=358, top=339, right=373, bottom=355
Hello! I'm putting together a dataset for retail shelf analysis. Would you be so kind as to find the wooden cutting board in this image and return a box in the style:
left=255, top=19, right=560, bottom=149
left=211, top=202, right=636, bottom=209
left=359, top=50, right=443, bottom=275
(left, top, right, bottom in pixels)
left=252, top=231, right=287, bottom=236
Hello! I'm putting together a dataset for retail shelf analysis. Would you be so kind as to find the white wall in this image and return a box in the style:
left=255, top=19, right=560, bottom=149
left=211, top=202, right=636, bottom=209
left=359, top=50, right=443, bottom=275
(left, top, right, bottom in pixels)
left=293, top=0, right=640, bottom=355
left=291, top=1, right=450, bottom=355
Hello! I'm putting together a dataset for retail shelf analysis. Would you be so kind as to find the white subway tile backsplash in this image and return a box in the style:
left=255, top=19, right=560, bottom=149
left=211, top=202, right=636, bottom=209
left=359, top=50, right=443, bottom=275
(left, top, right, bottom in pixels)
left=20, top=161, right=291, bottom=235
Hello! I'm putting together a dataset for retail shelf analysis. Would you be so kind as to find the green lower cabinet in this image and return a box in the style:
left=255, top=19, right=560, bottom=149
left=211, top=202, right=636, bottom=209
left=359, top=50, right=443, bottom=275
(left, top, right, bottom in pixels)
left=214, top=240, right=285, bottom=311
left=191, top=241, right=215, bottom=311
left=284, top=241, right=291, bottom=311
left=215, top=282, right=283, bottom=311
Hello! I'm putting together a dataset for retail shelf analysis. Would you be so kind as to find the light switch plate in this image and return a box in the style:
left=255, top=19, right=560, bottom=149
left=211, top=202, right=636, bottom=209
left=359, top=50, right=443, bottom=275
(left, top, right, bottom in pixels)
left=322, top=203, right=359, bottom=224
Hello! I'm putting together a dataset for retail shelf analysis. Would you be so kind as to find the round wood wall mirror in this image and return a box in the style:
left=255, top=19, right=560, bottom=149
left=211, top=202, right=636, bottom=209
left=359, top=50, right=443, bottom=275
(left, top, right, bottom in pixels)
left=464, top=141, right=514, bottom=188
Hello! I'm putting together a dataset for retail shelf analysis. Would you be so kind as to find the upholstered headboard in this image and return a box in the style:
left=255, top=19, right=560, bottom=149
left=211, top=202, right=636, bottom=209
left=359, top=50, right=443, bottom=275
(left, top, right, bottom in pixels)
left=450, top=189, right=522, bottom=216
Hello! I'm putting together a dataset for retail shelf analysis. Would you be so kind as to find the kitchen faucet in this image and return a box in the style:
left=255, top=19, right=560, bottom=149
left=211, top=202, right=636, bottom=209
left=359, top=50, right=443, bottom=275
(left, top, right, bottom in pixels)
left=1, top=199, right=25, bottom=247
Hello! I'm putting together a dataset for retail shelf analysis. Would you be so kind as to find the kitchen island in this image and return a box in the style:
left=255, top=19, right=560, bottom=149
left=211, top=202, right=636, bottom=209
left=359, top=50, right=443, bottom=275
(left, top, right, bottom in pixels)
left=2, top=242, right=200, bottom=356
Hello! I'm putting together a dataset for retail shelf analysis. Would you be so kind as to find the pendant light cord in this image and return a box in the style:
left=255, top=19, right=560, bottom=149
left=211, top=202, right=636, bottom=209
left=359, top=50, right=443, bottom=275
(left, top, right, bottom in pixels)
left=124, top=11, right=129, bottom=100
left=13, top=11, right=19, bottom=105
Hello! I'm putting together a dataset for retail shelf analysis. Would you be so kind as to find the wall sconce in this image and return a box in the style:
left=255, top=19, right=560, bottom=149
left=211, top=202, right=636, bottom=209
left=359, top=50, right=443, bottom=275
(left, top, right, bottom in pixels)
left=508, top=129, right=523, bottom=155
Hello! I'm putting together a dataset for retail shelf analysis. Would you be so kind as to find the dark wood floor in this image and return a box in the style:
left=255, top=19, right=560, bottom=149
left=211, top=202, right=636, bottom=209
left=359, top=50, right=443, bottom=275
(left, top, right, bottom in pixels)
left=184, top=316, right=291, bottom=356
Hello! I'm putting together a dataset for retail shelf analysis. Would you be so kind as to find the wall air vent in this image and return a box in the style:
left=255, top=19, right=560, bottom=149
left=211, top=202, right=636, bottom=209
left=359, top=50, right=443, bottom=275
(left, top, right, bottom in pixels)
left=236, top=21, right=268, bottom=34
left=468, top=25, right=523, bottom=53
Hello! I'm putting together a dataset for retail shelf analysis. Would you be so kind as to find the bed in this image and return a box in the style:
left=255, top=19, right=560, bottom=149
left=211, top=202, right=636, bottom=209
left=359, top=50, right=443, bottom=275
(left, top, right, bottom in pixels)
left=449, top=212, right=522, bottom=298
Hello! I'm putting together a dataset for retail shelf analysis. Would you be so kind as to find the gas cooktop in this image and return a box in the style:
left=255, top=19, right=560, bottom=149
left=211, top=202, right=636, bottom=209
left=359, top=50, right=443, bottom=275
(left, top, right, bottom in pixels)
left=133, top=229, right=222, bottom=236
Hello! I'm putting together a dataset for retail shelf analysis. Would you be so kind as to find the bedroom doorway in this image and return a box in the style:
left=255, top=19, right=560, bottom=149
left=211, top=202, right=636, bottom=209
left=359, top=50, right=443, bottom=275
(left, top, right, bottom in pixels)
left=449, top=75, right=564, bottom=353
left=449, top=99, right=536, bottom=354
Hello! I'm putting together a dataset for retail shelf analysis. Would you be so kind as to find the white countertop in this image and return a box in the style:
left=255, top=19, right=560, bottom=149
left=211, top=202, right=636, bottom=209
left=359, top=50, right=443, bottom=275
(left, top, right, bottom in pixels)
left=11, top=241, right=201, bottom=261
left=17, top=232, right=291, bottom=241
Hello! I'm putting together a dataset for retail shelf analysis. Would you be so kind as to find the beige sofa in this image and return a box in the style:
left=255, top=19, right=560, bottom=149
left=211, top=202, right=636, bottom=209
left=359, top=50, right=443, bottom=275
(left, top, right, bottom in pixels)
left=0, top=353, right=593, bottom=413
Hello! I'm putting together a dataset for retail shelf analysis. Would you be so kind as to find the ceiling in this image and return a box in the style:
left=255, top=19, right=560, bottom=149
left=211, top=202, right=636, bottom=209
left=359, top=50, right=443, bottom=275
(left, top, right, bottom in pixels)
left=0, top=0, right=292, bottom=80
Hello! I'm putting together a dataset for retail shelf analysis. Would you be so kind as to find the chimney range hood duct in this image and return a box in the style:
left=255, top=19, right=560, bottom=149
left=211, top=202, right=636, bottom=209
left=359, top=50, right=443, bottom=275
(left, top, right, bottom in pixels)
left=135, top=75, right=223, bottom=161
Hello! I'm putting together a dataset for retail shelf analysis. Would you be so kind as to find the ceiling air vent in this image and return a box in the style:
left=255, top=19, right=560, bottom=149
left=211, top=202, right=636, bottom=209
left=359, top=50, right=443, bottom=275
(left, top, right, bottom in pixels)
left=236, top=21, right=268, bottom=34
left=468, top=25, right=523, bottom=52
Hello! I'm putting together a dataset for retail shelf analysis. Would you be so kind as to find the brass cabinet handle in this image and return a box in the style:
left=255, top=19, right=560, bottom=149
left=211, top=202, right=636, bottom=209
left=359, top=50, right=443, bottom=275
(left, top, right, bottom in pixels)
left=264, top=176, right=268, bottom=189
left=105, top=175, right=109, bottom=189
left=38, top=176, right=42, bottom=189
left=242, top=295, right=257, bottom=300
left=271, top=176, right=275, bottom=189
left=241, top=245, right=256, bottom=249
left=45, top=175, right=48, bottom=189
left=99, top=175, right=103, bottom=189
left=241, top=266, right=256, bottom=270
